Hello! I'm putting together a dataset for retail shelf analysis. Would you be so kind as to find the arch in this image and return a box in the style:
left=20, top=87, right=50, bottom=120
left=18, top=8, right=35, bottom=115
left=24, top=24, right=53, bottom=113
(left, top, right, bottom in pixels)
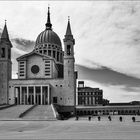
left=106, top=110, right=109, bottom=115
left=118, top=110, right=120, bottom=115
left=133, top=110, right=136, bottom=114
left=125, top=110, right=128, bottom=114
left=77, top=111, right=79, bottom=115
left=80, top=111, right=83, bottom=115
left=121, top=110, right=124, bottom=115
left=129, top=110, right=132, bottom=114
left=95, top=110, right=98, bottom=115
left=84, top=111, right=86, bottom=115
left=88, top=111, right=90, bottom=115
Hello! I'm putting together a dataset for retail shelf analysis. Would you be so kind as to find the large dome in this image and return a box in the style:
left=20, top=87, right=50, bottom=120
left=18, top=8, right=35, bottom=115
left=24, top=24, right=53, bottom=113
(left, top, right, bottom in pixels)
left=34, top=7, right=63, bottom=66
left=35, top=29, right=62, bottom=47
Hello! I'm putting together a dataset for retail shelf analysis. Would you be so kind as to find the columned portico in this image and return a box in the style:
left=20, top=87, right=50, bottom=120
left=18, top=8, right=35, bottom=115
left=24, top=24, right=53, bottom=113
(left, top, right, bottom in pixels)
left=14, top=85, right=50, bottom=105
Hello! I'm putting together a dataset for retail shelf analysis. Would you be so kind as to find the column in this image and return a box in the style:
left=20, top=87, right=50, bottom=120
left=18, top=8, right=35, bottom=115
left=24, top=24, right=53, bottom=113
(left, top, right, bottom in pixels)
left=18, top=87, right=20, bottom=104
left=15, top=87, right=18, bottom=104
left=48, top=85, right=50, bottom=104
left=51, top=49, right=53, bottom=57
left=41, top=86, right=43, bottom=105
left=59, top=51, right=60, bottom=62
left=78, top=97, right=80, bottom=105
left=27, top=86, right=29, bottom=105
left=44, top=87, right=46, bottom=105
left=20, top=86, right=22, bottom=105
left=91, top=96, right=93, bottom=105
left=14, top=87, right=16, bottom=104
left=34, top=86, right=36, bottom=104
left=87, top=96, right=89, bottom=105
left=55, top=50, right=57, bottom=60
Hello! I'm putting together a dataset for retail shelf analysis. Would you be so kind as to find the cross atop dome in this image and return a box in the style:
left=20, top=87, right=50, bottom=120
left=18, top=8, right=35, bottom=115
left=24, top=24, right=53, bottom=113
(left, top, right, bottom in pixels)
left=45, top=6, right=52, bottom=30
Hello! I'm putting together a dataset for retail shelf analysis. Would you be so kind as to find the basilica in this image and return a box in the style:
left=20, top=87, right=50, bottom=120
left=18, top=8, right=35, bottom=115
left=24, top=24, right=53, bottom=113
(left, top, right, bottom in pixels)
left=0, top=7, right=77, bottom=113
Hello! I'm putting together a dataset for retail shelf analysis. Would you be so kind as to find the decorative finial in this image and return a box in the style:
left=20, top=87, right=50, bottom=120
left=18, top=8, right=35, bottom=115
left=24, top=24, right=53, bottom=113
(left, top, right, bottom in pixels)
left=68, top=16, right=70, bottom=21
left=5, top=19, right=7, bottom=24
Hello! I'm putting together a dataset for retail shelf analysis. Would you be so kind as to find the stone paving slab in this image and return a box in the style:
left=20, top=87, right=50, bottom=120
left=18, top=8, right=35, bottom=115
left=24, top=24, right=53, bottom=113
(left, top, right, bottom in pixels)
left=0, top=116, right=139, bottom=139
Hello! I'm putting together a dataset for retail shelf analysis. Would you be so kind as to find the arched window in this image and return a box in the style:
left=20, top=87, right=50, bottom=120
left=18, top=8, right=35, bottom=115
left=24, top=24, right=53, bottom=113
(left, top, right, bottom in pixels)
left=67, top=45, right=71, bottom=55
left=53, top=50, right=55, bottom=58
left=1, top=48, right=5, bottom=58
left=8, top=49, right=11, bottom=59
left=57, top=52, right=59, bottom=61
left=48, top=50, right=51, bottom=56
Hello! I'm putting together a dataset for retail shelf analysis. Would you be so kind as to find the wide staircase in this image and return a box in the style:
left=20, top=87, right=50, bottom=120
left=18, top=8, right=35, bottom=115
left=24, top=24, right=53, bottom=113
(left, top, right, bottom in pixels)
left=23, top=105, right=56, bottom=120
left=0, top=105, right=32, bottom=120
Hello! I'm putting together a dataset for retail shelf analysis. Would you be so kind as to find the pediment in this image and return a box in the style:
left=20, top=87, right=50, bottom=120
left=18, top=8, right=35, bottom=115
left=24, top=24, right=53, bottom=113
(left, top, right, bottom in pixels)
left=17, top=51, right=52, bottom=61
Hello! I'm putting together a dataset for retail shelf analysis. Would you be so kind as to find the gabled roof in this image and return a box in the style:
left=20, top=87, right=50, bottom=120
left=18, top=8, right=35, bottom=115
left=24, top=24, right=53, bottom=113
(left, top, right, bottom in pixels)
left=17, top=51, right=54, bottom=61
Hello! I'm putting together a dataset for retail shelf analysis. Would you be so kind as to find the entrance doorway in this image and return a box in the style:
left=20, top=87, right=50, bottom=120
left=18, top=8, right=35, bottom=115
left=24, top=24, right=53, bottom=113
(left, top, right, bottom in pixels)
left=53, top=97, right=57, bottom=104
left=14, top=85, right=50, bottom=105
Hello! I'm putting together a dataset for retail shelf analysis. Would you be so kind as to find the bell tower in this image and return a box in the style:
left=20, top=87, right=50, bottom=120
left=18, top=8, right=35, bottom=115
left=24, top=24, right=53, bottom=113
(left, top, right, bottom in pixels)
left=63, top=17, right=76, bottom=107
left=63, top=17, right=75, bottom=79
left=0, top=21, right=12, bottom=104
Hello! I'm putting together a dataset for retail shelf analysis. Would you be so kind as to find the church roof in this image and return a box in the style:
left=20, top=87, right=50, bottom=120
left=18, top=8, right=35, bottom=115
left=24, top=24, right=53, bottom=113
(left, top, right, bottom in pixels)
left=35, top=7, right=62, bottom=48
left=17, top=51, right=55, bottom=61
left=35, top=30, right=62, bottom=47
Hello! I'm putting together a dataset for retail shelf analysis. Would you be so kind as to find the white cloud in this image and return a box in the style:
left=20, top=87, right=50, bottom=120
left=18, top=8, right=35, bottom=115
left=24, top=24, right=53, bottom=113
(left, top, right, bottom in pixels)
left=0, top=1, right=140, bottom=101
left=82, top=79, right=140, bottom=102
left=1, top=1, right=140, bottom=79
left=73, top=1, right=140, bottom=78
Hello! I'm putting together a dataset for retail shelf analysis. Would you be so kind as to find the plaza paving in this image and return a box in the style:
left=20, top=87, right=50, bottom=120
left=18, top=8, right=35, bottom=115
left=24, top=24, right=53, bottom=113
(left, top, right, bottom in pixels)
left=0, top=116, right=140, bottom=139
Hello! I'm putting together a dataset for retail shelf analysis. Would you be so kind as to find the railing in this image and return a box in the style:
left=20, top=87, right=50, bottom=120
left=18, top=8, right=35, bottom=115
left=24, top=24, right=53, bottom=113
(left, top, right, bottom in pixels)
left=51, top=104, right=61, bottom=119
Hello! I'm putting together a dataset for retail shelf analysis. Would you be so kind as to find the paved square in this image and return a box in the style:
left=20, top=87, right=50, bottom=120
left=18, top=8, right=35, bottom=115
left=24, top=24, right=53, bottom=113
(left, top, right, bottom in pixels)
left=0, top=116, right=140, bottom=139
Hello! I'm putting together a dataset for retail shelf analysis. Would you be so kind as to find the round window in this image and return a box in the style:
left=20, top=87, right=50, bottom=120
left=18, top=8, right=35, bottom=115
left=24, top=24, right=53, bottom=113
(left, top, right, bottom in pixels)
left=31, top=65, right=39, bottom=74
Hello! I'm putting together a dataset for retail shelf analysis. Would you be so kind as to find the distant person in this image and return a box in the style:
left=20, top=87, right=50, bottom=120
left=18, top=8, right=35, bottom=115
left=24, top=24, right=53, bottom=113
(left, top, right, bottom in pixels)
left=108, top=115, right=111, bottom=121
left=88, top=116, right=91, bottom=121
left=98, top=116, right=101, bottom=121
left=132, top=116, right=135, bottom=122
left=75, top=116, right=79, bottom=121
left=119, top=116, right=122, bottom=122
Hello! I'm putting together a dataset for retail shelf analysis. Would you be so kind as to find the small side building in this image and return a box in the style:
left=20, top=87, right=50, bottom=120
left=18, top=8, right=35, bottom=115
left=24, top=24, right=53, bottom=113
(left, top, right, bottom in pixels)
left=76, top=81, right=140, bottom=116
left=77, top=81, right=109, bottom=106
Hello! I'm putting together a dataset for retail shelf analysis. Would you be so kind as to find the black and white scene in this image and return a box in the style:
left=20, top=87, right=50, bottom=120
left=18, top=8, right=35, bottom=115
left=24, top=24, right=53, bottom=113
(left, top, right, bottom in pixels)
left=0, top=1, right=140, bottom=139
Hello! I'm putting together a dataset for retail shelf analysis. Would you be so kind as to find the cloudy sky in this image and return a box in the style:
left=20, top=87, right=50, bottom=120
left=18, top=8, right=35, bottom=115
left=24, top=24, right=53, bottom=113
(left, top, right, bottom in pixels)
left=0, top=1, right=140, bottom=102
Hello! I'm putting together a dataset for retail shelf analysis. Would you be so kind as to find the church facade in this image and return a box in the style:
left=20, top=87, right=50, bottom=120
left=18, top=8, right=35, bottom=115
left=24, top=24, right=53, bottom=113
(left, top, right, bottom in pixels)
left=0, top=8, right=77, bottom=112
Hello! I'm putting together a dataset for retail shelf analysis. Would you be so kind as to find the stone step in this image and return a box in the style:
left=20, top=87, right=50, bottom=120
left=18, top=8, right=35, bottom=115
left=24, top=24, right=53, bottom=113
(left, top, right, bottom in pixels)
left=0, top=105, right=33, bottom=120
left=23, top=105, right=56, bottom=120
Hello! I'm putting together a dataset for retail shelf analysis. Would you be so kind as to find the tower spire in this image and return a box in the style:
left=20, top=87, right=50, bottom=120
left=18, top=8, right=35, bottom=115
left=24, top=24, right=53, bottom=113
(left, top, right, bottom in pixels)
left=45, top=6, right=52, bottom=30
left=1, top=20, right=9, bottom=40
left=65, top=16, right=72, bottom=36
left=64, top=17, right=75, bottom=44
